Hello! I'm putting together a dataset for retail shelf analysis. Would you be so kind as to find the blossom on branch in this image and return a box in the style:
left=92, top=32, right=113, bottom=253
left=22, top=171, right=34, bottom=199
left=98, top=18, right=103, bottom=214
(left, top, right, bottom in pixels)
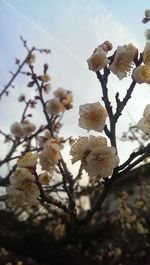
left=7, top=168, right=40, bottom=206
left=39, top=139, right=61, bottom=171
left=22, top=120, right=36, bottom=135
left=143, top=42, right=150, bottom=65
left=137, top=104, right=150, bottom=133
left=17, top=152, right=38, bottom=168
left=97, top=41, right=113, bottom=53
left=109, top=43, right=137, bottom=80
left=54, top=87, right=73, bottom=110
left=87, top=48, right=110, bottom=72
left=87, top=41, right=112, bottom=71
left=70, top=135, right=119, bottom=178
left=10, top=120, right=36, bottom=137
left=132, top=65, right=150, bottom=84
left=70, top=136, right=107, bottom=164
left=37, top=129, right=52, bottom=147
left=79, top=102, right=108, bottom=132
left=26, top=53, right=36, bottom=64
left=10, top=122, right=24, bottom=137
left=38, top=74, right=51, bottom=82
left=39, top=171, right=52, bottom=185
left=46, top=98, right=65, bottom=115
left=85, top=146, right=119, bottom=178
left=87, top=51, right=110, bottom=72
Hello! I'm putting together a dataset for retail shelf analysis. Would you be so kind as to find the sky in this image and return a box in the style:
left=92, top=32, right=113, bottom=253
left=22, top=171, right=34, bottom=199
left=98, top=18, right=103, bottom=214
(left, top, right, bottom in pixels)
left=0, top=0, right=150, bottom=172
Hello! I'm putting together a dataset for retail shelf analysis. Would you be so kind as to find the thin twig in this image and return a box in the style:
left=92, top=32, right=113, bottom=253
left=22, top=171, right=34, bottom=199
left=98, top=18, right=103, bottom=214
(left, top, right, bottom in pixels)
left=0, top=47, right=35, bottom=99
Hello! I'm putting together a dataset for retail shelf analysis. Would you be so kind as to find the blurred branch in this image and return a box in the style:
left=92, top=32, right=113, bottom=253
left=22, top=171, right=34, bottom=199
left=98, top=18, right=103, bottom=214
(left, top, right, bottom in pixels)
left=0, top=47, right=35, bottom=99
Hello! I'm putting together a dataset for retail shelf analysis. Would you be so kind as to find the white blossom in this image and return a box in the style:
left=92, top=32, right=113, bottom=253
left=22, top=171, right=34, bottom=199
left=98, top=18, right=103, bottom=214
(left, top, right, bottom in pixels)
left=109, top=43, right=137, bottom=80
left=54, top=87, right=73, bottom=110
left=54, top=87, right=68, bottom=99
left=22, top=120, right=36, bottom=135
left=39, top=171, right=52, bottom=185
left=79, top=102, right=108, bottom=132
left=7, top=168, right=40, bottom=206
left=85, top=147, right=119, bottom=178
left=10, top=122, right=24, bottom=137
left=87, top=49, right=110, bottom=72
left=132, top=65, right=150, bottom=84
left=142, top=42, right=150, bottom=65
left=39, top=139, right=61, bottom=170
left=70, top=136, right=119, bottom=178
left=17, top=152, right=38, bottom=168
left=70, top=135, right=107, bottom=164
left=137, top=104, right=150, bottom=133
left=46, top=98, right=65, bottom=115
left=10, top=120, right=36, bottom=137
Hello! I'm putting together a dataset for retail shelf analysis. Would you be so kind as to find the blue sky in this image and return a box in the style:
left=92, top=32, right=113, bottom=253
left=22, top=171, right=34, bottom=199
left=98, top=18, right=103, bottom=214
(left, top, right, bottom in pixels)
left=0, top=0, right=150, bottom=165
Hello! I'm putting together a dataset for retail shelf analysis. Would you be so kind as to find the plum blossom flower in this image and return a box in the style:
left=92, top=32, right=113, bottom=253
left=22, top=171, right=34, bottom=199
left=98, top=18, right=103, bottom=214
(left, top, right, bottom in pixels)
left=10, top=122, right=24, bottom=137
left=6, top=189, right=28, bottom=206
left=70, top=136, right=119, bottom=178
left=39, top=139, right=61, bottom=171
left=109, top=43, right=137, bottom=80
left=9, top=168, right=35, bottom=184
left=137, top=104, right=150, bottom=133
left=7, top=168, right=40, bottom=206
left=142, top=42, right=150, bottom=65
left=70, top=135, right=107, bottom=164
left=38, top=74, right=51, bottom=82
left=132, top=65, right=150, bottom=84
left=87, top=49, right=110, bottom=72
left=39, top=171, right=52, bottom=185
left=46, top=98, right=65, bottom=115
left=17, top=152, right=38, bottom=168
left=96, top=41, right=113, bottom=53
left=37, top=129, right=52, bottom=147
left=22, top=120, right=36, bottom=135
left=87, top=41, right=112, bottom=72
left=10, top=120, right=36, bottom=137
left=7, top=184, right=40, bottom=206
left=79, top=102, right=108, bottom=132
left=54, top=87, right=73, bottom=110
left=26, top=53, right=36, bottom=64
left=85, top=147, right=119, bottom=178
left=54, top=87, right=68, bottom=99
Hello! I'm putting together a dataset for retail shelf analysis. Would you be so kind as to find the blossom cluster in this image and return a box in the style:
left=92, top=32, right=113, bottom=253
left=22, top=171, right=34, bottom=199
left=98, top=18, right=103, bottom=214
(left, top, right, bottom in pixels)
left=110, top=43, right=137, bottom=80
left=7, top=152, right=52, bottom=206
left=7, top=152, right=39, bottom=206
left=10, top=120, right=36, bottom=137
left=71, top=136, right=119, bottom=179
left=87, top=41, right=112, bottom=71
left=5, top=30, right=150, bottom=211
left=46, top=87, right=73, bottom=115
left=137, top=104, right=150, bottom=134
left=72, top=97, right=119, bottom=179
left=39, top=138, right=62, bottom=171
left=87, top=38, right=150, bottom=84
